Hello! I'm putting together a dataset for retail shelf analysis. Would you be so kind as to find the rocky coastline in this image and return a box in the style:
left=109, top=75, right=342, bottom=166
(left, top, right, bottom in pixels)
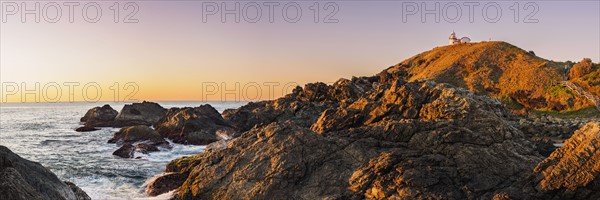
left=4, top=42, right=599, bottom=199
left=141, top=76, right=598, bottom=199
left=3, top=79, right=597, bottom=199
left=65, top=65, right=597, bottom=199
left=71, top=73, right=597, bottom=199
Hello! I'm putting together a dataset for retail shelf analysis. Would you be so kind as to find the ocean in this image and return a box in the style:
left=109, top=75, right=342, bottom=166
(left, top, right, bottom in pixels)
left=0, top=101, right=248, bottom=199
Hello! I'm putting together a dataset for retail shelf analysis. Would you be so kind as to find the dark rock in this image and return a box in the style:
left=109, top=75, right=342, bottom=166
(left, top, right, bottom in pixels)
left=154, top=105, right=237, bottom=145
left=107, top=125, right=165, bottom=145
left=0, top=167, right=45, bottom=200
left=113, top=101, right=166, bottom=127
left=74, top=126, right=99, bottom=132
left=80, top=104, right=118, bottom=127
left=145, top=172, right=187, bottom=196
left=222, top=101, right=277, bottom=133
left=517, top=115, right=587, bottom=139
left=223, top=77, right=376, bottom=133
left=172, top=121, right=353, bottom=199
left=528, top=137, right=557, bottom=157
left=135, top=143, right=159, bottom=154
left=112, top=143, right=135, bottom=158
left=1, top=145, right=89, bottom=200
left=63, top=181, right=91, bottom=200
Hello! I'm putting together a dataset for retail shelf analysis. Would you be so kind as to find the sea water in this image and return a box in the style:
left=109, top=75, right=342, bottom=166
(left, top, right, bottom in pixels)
left=0, top=101, right=247, bottom=199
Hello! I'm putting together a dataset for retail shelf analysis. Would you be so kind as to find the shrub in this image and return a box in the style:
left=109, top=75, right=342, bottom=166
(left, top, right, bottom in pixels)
left=570, top=58, right=593, bottom=79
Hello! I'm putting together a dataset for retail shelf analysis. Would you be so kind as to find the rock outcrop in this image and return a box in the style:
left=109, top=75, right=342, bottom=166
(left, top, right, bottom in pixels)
left=153, top=79, right=546, bottom=199
left=154, top=105, right=237, bottom=145
left=113, top=101, right=166, bottom=127
left=108, top=125, right=165, bottom=145
left=76, top=104, right=118, bottom=131
left=513, top=114, right=594, bottom=157
left=108, top=125, right=169, bottom=158
left=63, top=182, right=91, bottom=200
left=0, top=145, right=91, bottom=200
left=112, top=143, right=163, bottom=159
left=145, top=172, right=187, bottom=196
left=222, top=77, right=375, bottom=133
left=74, top=126, right=99, bottom=132
left=112, top=143, right=136, bottom=158
left=529, top=122, right=600, bottom=199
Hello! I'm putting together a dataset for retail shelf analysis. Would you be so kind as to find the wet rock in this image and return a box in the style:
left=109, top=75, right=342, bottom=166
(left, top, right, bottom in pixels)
left=154, top=105, right=237, bottom=145
left=74, top=126, right=99, bottom=132
left=113, top=101, right=166, bottom=127
left=63, top=181, right=91, bottom=200
left=135, top=143, right=159, bottom=154
left=112, top=143, right=135, bottom=158
left=145, top=172, right=187, bottom=196
left=1, top=145, right=89, bottom=200
left=107, top=125, right=165, bottom=145
left=80, top=104, right=118, bottom=127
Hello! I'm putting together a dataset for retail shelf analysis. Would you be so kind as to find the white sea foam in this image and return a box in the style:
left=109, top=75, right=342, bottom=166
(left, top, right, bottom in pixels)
left=0, top=101, right=244, bottom=200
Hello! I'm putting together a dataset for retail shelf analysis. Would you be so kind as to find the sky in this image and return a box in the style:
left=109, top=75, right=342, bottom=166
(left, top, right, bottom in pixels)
left=1, top=0, right=599, bottom=102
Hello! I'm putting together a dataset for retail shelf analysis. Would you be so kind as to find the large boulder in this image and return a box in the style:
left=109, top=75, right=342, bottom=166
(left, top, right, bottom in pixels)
left=145, top=172, right=187, bottom=196
left=107, top=125, right=165, bottom=145
left=112, top=143, right=136, bottom=158
left=63, top=182, right=91, bottom=200
left=108, top=125, right=169, bottom=158
left=78, top=104, right=118, bottom=128
left=154, top=105, right=237, bottom=145
left=112, top=143, right=162, bottom=159
left=155, top=80, right=544, bottom=199
left=0, top=145, right=91, bottom=200
left=113, top=101, right=166, bottom=127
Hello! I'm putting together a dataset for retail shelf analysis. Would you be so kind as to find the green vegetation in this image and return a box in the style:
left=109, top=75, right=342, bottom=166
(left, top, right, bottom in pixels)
left=570, top=58, right=594, bottom=79
left=572, top=61, right=600, bottom=97
left=532, top=106, right=600, bottom=119
left=547, top=85, right=573, bottom=97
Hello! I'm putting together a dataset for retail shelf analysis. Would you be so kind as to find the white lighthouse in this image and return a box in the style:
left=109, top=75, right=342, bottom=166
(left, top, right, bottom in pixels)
left=449, top=31, right=471, bottom=45
left=449, top=31, right=458, bottom=45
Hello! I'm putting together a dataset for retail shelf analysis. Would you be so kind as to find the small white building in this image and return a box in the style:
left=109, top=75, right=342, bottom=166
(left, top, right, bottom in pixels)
left=449, top=31, right=471, bottom=45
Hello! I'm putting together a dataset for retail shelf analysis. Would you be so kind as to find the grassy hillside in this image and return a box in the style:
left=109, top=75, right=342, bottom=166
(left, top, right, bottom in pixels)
left=572, top=65, right=600, bottom=97
left=386, top=41, right=593, bottom=112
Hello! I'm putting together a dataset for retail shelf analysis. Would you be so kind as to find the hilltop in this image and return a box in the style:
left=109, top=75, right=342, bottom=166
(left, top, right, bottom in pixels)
left=61, top=41, right=599, bottom=200
left=386, top=41, right=598, bottom=112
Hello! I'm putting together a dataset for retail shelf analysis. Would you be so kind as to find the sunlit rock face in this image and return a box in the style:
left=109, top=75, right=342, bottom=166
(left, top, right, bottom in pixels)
left=149, top=79, right=546, bottom=199
left=531, top=122, right=600, bottom=199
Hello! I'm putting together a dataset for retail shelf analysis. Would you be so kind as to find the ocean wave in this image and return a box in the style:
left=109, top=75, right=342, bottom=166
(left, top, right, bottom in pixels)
left=2, top=101, right=238, bottom=200
left=19, top=122, right=55, bottom=131
left=40, top=139, right=74, bottom=146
